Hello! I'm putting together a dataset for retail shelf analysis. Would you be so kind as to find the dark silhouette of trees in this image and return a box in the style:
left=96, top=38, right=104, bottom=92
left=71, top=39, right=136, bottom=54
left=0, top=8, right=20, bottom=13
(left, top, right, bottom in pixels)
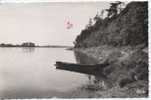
left=105, top=1, right=125, bottom=18
left=21, top=42, right=35, bottom=47
left=85, top=18, right=93, bottom=29
left=0, top=43, right=14, bottom=47
left=0, top=42, right=36, bottom=47
left=93, top=12, right=104, bottom=30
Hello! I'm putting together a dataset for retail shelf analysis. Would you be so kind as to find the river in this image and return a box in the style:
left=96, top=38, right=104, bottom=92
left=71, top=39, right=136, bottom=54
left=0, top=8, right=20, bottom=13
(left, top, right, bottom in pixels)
left=0, top=47, right=93, bottom=98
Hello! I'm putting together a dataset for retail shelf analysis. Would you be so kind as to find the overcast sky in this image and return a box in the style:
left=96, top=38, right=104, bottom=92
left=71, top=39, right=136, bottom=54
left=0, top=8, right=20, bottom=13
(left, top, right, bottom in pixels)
left=0, top=2, right=110, bottom=46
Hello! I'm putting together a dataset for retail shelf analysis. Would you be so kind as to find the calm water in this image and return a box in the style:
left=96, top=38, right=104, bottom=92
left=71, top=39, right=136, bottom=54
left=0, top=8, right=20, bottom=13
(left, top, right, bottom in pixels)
left=0, top=47, right=90, bottom=98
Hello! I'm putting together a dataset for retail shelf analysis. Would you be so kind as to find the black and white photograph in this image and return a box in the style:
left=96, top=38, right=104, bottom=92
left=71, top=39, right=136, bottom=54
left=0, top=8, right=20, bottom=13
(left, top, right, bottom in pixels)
left=0, top=0, right=149, bottom=99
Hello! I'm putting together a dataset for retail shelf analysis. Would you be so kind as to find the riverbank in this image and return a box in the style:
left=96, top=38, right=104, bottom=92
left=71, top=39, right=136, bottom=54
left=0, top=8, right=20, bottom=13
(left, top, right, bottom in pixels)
left=71, top=1, right=148, bottom=98
left=72, top=45, right=148, bottom=98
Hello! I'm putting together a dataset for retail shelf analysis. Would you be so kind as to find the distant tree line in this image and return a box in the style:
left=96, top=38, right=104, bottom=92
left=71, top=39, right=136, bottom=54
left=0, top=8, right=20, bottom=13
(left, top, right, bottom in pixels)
left=0, top=42, right=36, bottom=47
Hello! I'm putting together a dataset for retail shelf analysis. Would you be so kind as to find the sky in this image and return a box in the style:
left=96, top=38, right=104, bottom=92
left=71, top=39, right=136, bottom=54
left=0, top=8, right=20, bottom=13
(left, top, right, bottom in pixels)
left=0, top=2, right=111, bottom=46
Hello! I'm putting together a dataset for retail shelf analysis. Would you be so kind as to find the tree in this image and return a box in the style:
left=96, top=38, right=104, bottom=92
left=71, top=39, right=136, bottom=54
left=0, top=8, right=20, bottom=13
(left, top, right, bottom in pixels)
left=86, top=18, right=93, bottom=29
left=94, top=12, right=101, bottom=22
left=116, top=1, right=125, bottom=13
left=105, top=1, right=125, bottom=18
left=93, top=12, right=104, bottom=30
left=21, top=42, right=35, bottom=47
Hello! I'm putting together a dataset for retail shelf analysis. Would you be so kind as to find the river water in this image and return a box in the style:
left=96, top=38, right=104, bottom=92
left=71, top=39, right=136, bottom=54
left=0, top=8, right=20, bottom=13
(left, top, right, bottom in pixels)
left=0, top=47, right=92, bottom=98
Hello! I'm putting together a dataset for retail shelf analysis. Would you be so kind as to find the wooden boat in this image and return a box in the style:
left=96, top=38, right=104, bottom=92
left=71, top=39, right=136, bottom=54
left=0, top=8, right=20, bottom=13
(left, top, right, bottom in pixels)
left=55, top=61, right=109, bottom=76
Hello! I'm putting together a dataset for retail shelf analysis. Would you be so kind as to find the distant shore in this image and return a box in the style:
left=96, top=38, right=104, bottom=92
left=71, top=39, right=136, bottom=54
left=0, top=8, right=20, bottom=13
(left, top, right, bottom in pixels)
left=0, top=46, right=72, bottom=48
left=0, top=42, right=72, bottom=48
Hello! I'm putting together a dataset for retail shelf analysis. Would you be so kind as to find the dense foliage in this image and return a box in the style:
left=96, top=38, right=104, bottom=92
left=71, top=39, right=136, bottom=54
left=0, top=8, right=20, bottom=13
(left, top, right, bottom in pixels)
left=74, top=2, right=148, bottom=48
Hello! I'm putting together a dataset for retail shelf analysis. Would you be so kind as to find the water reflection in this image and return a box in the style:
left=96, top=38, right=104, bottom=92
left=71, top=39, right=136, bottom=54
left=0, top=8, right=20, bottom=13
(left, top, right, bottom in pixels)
left=0, top=48, right=90, bottom=98
left=74, top=51, right=113, bottom=91
left=21, top=47, right=35, bottom=53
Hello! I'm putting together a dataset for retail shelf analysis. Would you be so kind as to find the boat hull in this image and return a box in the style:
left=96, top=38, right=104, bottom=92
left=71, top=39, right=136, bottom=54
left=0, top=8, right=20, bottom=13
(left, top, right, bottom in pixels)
left=55, top=61, right=109, bottom=76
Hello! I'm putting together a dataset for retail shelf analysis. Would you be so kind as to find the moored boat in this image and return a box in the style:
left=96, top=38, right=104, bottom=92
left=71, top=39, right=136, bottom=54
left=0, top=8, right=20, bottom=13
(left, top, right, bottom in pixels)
left=55, top=61, right=109, bottom=76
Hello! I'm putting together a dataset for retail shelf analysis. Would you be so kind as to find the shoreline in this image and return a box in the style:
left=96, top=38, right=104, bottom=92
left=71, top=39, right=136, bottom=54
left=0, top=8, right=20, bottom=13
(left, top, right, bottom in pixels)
left=0, top=46, right=70, bottom=48
left=71, top=45, right=148, bottom=98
